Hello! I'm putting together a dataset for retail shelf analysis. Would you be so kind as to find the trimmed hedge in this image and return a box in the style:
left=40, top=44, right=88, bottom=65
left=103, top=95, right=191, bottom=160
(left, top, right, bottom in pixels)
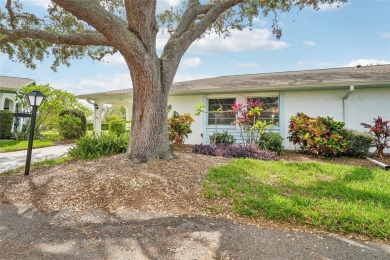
left=0, top=110, right=14, bottom=139
left=59, top=109, right=87, bottom=137
left=209, top=131, right=236, bottom=144
left=259, top=132, right=284, bottom=155
left=346, top=130, right=373, bottom=158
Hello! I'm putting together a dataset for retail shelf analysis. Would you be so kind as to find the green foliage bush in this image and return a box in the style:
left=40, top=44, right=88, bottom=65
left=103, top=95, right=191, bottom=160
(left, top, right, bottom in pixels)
left=168, top=111, right=194, bottom=144
left=109, top=120, right=127, bottom=136
left=0, top=111, right=14, bottom=139
left=59, top=109, right=87, bottom=136
left=69, top=133, right=129, bottom=159
left=345, top=130, right=373, bottom=158
left=57, top=109, right=86, bottom=139
left=259, top=132, right=284, bottom=155
left=86, top=122, right=93, bottom=131
left=288, top=113, right=349, bottom=157
left=209, top=131, right=236, bottom=144
left=101, top=123, right=109, bottom=131
left=57, top=114, right=83, bottom=139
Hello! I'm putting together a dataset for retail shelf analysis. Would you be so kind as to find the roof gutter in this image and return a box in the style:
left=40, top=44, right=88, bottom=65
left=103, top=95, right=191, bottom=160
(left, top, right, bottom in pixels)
left=343, top=85, right=354, bottom=126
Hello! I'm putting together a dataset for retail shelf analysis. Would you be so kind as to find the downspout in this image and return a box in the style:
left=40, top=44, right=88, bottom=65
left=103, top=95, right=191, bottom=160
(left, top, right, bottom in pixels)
left=343, top=85, right=354, bottom=126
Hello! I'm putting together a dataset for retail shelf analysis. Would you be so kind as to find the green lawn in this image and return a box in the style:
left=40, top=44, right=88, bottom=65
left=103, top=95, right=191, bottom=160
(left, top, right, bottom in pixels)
left=0, top=139, right=55, bottom=153
left=204, top=159, right=390, bottom=239
left=0, top=131, right=65, bottom=153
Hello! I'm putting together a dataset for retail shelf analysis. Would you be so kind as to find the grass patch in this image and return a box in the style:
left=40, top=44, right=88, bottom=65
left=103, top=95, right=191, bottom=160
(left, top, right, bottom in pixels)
left=0, top=156, right=74, bottom=176
left=0, top=139, right=55, bottom=153
left=204, top=159, right=390, bottom=239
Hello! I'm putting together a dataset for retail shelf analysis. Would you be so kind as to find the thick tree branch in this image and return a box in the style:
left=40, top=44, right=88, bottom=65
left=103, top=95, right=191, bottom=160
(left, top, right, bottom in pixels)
left=0, top=28, right=111, bottom=46
left=160, top=0, right=243, bottom=86
left=51, top=0, right=146, bottom=56
left=124, top=0, right=158, bottom=53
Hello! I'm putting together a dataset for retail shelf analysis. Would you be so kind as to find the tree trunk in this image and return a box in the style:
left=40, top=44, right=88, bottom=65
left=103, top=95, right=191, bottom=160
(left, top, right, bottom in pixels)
left=125, top=55, right=173, bottom=163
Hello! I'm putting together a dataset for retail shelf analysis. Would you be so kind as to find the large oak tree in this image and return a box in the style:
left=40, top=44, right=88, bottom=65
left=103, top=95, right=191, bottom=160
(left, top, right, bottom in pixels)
left=0, top=0, right=346, bottom=163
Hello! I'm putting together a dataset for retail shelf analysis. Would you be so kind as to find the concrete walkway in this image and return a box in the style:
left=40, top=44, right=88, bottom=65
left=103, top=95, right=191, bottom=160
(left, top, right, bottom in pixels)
left=0, top=144, right=74, bottom=173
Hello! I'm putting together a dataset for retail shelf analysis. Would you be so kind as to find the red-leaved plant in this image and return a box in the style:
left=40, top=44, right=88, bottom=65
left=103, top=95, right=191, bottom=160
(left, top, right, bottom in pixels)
left=230, top=98, right=273, bottom=145
left=361, top=117, right=390, bottom=158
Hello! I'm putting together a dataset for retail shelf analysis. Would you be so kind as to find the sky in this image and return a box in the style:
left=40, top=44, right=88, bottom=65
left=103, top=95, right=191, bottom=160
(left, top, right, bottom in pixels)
left=0, top=0, right=389, bottom=96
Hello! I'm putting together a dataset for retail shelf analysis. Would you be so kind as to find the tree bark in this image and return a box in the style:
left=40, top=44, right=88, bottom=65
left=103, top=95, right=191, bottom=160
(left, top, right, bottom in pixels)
left=123, top=53, right=173, bottom=163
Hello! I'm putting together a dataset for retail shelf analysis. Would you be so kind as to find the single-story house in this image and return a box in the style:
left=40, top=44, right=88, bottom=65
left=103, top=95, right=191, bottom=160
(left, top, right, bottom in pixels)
left=0, top=76, right=36, bottom=132
left=77, top=65, right=390, bottom=150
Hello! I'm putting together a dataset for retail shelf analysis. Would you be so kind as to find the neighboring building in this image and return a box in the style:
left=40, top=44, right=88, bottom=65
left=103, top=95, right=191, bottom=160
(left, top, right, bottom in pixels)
left=0, top=76, right=36, bottom=132
left=77, top=65, right=390, bottom=150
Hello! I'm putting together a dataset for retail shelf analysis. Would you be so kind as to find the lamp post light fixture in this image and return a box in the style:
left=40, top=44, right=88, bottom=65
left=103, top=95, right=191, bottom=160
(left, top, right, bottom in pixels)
left=25, top=90, right=45, bottom=176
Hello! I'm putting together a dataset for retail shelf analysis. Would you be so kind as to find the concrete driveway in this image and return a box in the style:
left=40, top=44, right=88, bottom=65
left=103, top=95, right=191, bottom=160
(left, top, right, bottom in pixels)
left=0, top=144, right=74, bottom=173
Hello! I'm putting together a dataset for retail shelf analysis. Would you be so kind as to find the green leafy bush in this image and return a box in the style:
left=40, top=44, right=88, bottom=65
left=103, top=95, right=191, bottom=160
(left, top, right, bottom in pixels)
left=109, top=120, right=127, bottom=136
left=0, top=111, right=14, bottom=139
left=69, top=133, right=129, bottom=159
left=57, top=114, right=83, bottom=139
left=58, top=109, right=87, bottom=138
left=345, top=130, right=373, bottom=158
left=259, top=132, right=284, bottom=155
left=209, top=131, right=236, bottom=144
left=288, top=113, right=349, bottom=157
left=86, top=122, right=93, bottom=131
left=168, top=111, right=194, bottom=144
left=102, top=123, right=109, bottom=131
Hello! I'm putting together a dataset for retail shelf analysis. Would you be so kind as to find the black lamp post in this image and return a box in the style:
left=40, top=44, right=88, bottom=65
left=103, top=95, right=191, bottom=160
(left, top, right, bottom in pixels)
left=25, top=90, right=45, bottom=176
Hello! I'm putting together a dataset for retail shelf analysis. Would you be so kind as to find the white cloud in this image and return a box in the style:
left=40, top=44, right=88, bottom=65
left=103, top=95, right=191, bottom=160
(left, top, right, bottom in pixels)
left=157, top=0, right=180, bottom=13
left=252, top=18, right=267, bottom=27
left=297, top=60, right=310, bottom=66
left=303, top=41, right=316, bottom=46
left=188, top=28, right=289, bottom=53
left=55, top=73, right=132, bottom=95
left=297, top=61, right=334, bottom=68
left=174, top=74, right=213, bottom=83
left=180, top=58, right=203, bottom=69
left=231, top=61, right=259, bottom=68
left=318, top=2, right=349, bottom=11
left=102, top=52, right=126, bottom=66
left=380, top=32, right=390, bottom=39
left=345, top=59, right=390, bottom=67
left=20, top=0, right=51, bottom=8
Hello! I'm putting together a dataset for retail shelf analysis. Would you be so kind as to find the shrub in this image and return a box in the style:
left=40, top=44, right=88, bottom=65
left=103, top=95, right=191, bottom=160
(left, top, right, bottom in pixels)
left=69, top=133, right=129, bottom=159
left=57, top=114, right=83, bottom=139
left=0, top=110, right=14, bottom=139
left=58, top=109, right=86, bottom=138
left=101, top=123, right=109, bottom=131
left=168, top=111, right=194, bottom=144
left=193, top=144, right=279, bottom=161
left=209, top=131, right=236, bottom=144
left=259, top=132, right=284, bottom=155
left=361, top=117, right=390, bottom=158
left=345, top=130, right=373, bottom=158
left=109, top=120, right=127, bottom=136
left=288, top=113, right=349, bottom=157
left=87, top=122, right=93, bottom=131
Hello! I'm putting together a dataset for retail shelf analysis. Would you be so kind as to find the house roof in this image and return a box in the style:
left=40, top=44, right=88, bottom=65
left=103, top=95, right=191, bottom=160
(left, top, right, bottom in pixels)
left=77, top=64, right=390, bottom=100
left=0, top=76, right=35, bottom=92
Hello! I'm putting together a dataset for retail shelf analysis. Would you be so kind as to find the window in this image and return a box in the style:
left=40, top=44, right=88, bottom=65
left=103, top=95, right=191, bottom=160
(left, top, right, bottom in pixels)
left=208, top=98, right=235, bottom=125
left=253, top=96, right=279, bottom=125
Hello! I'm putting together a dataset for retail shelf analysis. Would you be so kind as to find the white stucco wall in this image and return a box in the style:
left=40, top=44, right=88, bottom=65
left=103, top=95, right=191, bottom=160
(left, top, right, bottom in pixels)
left=283, top=88, right=390, bottom=152
left=168, top=95, right=204, bottom=144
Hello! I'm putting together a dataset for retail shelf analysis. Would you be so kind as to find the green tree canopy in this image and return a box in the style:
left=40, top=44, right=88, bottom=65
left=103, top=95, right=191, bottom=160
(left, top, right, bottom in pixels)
left=17, top=84, right=91, bottom=134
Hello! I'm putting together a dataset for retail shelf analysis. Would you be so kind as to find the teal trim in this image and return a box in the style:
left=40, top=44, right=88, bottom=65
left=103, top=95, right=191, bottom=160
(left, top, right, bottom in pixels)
left=279, top=91, right=286, bottom=141
left=202, top=95, right=207, bottom=144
